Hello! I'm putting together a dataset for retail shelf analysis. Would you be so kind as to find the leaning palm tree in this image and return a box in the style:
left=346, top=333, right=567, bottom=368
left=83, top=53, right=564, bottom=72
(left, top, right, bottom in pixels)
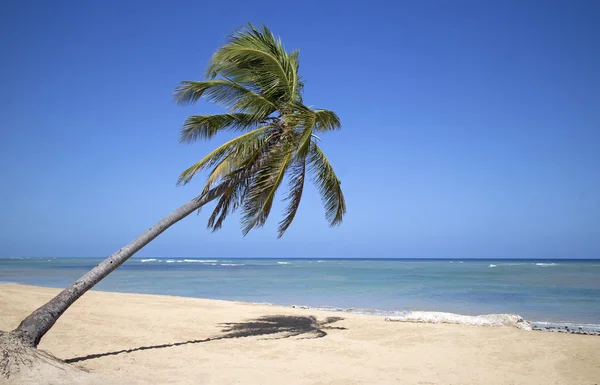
left=1, top=23, right=345, bottom=376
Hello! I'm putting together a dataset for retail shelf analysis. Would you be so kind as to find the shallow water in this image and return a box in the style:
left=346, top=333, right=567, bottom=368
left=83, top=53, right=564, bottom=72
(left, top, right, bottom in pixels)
left=1, top=257, right=599, bottom=328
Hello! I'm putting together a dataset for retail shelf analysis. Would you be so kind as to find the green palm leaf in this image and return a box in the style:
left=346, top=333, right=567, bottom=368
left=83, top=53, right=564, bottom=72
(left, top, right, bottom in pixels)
left=314, top=109, right=341, bottom=132
left=241, top=141, right=294, bottom=235
left=207, top=180, right=247, bottom=231
left=277, top=158, right=306, bottom=237
left=178, top=126, right=271, bottom=185
left=180, top=113, right=263, bottom=142
left=308, top=144, right=346, bottom=226
left=206, top=24, right=300, bottom=103
left=174, top=80, right=276, bottom=118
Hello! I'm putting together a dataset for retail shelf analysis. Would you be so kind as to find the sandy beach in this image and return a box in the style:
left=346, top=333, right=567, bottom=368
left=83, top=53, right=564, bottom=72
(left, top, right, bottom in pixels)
left=1, top=284, right=598, bottom=384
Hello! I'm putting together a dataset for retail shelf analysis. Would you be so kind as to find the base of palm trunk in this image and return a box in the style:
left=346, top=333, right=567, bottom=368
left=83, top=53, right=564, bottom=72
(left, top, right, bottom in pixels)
left=0, top=330, right=87, bottom=384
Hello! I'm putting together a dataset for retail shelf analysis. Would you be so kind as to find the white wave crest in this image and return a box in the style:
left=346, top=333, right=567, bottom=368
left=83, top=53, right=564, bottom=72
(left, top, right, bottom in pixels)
left=166, top=260, right=176, bottom=263
left=183, top=259, right=217, bottom=263
left=534, top=263, right=558, bottom=267
left=488, top=263, right=528, bottom=268
left=277, top=262, right=290, bottom=265
left=220, top=263, right=244, bottom=266
left=140, top=259, right=157, bottom=262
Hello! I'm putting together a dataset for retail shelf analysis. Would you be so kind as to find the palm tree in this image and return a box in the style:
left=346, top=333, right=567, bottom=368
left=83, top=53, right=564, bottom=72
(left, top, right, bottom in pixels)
left=1, top=23, right=345, bottom=369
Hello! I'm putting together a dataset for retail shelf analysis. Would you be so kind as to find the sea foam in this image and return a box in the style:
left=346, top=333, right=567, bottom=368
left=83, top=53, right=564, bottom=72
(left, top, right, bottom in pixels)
left=385, top=311, right=532, bottom=330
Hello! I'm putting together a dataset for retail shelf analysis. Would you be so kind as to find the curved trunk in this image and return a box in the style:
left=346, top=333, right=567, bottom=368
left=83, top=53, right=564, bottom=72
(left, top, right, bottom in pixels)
left=15, top=188, right=223, bottom=347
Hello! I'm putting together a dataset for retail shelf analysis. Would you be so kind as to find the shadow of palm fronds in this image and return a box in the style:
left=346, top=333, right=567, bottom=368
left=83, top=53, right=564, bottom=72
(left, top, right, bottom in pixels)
left=220, top=315, right=346, bottom=340
left=65, top=315, right=346, bottom=363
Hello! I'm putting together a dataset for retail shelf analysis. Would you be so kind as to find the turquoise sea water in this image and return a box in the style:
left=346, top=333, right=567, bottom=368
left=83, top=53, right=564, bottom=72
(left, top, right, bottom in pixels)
left=1, top=257, right=599, bottom=327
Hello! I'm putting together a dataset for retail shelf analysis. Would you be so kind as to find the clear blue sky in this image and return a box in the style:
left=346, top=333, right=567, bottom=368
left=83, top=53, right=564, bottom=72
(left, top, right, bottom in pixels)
left=1, top=0, right=598, bottom=259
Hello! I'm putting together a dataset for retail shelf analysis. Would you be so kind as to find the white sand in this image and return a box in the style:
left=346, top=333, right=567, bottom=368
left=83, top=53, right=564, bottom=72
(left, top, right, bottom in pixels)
left=1, top=284, right=599, bottom=385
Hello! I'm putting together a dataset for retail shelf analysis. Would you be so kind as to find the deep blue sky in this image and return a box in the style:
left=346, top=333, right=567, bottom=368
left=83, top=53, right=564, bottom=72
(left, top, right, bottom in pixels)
left=1, top=1, right=598, bottom=258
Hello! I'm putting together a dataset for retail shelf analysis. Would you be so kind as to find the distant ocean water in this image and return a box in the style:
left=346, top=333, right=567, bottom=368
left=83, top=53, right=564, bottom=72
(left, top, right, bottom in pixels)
left=1, top=257, right=599, bottom=330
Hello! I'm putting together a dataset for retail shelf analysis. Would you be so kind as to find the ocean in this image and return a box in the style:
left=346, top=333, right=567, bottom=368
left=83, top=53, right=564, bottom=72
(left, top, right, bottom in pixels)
left=1, top=257, right=599, bottom=331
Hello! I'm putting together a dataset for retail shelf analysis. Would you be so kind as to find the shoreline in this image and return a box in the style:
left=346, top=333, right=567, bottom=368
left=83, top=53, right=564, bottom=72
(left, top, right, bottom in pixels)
left=2, top=284, right=599, bottom=385
left=2, top=282, right=599, bottom=336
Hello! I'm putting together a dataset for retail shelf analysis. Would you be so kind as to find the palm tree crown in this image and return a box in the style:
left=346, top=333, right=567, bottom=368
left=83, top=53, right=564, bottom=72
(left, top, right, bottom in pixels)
left=174, top=24, right=346, bottom=237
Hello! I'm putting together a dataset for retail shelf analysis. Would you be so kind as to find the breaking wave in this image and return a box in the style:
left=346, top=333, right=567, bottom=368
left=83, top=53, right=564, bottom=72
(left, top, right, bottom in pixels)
left=488, top=262, right=559, bottom=268
left=141, top=259, right=219, bottom=264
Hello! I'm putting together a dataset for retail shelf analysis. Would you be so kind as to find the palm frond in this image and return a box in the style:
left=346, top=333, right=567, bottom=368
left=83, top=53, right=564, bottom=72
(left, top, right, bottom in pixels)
left=178, top=126, right=271, bottom=185
left=180, top=113, right=263, bottom=142
left=292, top=107, right=316, bottom=158
left=277, top=158, right=306, bottom=237
left=241, top=142, right=294, bottom=235
left=206, top=24, right=300, bottom=103
left=288, top=49, right=302, bottom=101
left=206, top=130, right=285, bottom=232
left=174, top=80, right=276, bottom=117
left=206, top=180, right=247, bottom=231
left=313, top=109, right=341, bottom=132
left=200, top=126, right=277, bottom=193
left=307, top=144, right=346, bottom=226
left=202, top=157, right=240, bottom=192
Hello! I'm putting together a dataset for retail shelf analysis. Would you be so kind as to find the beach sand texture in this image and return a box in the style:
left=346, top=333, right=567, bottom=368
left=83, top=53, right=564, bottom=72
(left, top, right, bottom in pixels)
left=1, top=284, right=598, bottom=385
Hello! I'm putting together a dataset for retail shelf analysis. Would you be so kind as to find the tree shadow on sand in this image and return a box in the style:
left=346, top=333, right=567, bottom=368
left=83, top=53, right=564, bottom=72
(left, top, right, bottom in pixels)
left=65, top=315, right=345, bottom=364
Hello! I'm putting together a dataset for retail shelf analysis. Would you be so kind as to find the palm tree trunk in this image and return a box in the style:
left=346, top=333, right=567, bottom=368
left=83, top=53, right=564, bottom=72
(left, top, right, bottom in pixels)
left=14, top=188, right=223, bottom=348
